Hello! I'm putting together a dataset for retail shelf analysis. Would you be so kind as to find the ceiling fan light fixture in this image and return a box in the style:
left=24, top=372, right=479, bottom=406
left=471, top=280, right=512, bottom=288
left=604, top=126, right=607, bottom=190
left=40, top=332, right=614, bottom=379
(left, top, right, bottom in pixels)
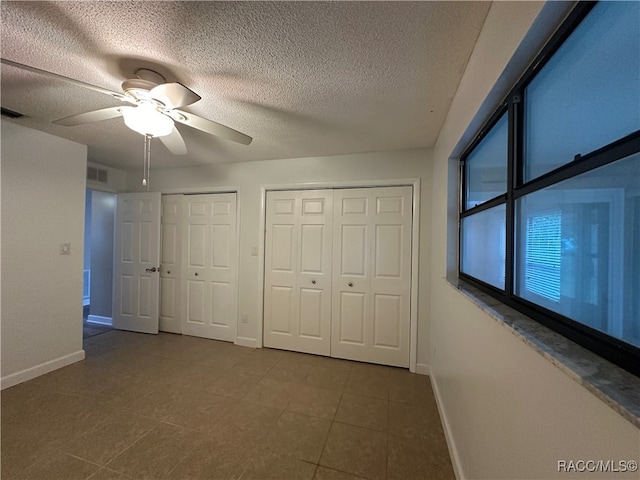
left=121, top=104, right=173, bottom=137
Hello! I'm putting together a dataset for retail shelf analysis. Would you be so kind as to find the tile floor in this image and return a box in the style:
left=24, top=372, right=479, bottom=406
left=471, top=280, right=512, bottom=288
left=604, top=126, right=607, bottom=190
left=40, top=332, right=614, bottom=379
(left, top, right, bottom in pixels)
left=1, top=330, right=455, bottom=480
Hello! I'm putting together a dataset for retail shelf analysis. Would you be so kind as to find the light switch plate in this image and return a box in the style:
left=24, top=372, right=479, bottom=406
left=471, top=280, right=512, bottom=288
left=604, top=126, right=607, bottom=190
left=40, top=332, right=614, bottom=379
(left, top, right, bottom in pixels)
left=251, top=246, right=258, bottom=256
left=60, top=243, right=71, bottom=255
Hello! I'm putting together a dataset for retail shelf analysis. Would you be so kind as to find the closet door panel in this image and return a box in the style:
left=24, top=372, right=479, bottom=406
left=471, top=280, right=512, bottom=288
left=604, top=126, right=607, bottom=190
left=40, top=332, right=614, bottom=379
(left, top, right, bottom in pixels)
left=182, top=193, right=237, bottom=342
left=264, top=190, right=332, bottom=355
left=332, top=186, right=412, bottom=367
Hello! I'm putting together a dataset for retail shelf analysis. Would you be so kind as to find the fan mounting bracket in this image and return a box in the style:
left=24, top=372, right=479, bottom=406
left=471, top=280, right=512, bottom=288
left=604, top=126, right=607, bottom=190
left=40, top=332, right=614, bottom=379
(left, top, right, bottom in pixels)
left=134, top=68, right=165, bottom=85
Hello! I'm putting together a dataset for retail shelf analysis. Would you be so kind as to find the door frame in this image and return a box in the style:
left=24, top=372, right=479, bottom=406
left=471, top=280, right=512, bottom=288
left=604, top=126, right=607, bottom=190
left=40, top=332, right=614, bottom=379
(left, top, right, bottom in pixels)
left=257, top=178, right=421, bottom=373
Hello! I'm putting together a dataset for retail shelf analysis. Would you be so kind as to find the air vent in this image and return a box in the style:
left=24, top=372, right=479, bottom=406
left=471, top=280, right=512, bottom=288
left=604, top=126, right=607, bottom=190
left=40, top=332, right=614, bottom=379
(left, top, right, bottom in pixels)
left=1, top=107, right=25, bottom=119
left=87, top=166, right=108, bottom=184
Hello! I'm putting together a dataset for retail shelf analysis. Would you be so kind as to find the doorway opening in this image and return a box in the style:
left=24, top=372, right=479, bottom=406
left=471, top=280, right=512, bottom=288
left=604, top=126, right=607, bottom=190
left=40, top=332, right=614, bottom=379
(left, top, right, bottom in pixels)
left=83, top=188, right=117, bottom=339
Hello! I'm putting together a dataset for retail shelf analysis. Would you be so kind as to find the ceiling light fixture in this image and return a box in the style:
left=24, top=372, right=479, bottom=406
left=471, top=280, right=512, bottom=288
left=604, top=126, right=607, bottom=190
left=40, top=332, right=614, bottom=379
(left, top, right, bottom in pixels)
left=121, top=103, right=174, bottom=188
left=121, top=103, right=174, bottom=137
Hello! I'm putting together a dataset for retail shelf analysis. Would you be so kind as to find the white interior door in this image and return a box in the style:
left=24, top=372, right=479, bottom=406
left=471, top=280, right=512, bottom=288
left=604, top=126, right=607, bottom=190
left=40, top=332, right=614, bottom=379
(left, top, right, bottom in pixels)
left=331, top=186, right=412, bottom=367
left=264, top=190, right=333, bottom=356
left=159, top=194, right=183, bottom=334
left=182, top=193, right=238, bottom=342
left=113, top=192, right=161, bottom=334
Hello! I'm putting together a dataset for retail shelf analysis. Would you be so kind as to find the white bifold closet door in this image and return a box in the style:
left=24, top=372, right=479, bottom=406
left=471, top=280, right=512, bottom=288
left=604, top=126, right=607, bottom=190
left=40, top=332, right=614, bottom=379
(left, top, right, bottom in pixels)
left=182, top=193, right=238, bottom=342
left=263, top=186, right=412, bottom=367
left=159, top=194, right=183, bottom=334
left=332, top=187, right=412, bottom=368
left=263, top=190, right=333, bottom=356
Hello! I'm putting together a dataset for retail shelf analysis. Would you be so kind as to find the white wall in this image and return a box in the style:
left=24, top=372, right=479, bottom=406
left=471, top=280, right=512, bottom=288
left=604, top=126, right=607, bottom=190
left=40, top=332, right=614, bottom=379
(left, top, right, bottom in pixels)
left=127, top=149, right=432, bottom=364
left=1, top=120, right=87, bottom=388
left=429, top=2, right=640, bottom=479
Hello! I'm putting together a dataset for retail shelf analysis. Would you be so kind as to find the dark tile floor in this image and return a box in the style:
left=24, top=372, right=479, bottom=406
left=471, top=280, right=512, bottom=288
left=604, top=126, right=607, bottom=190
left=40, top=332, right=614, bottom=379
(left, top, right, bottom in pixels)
left=83, top=322, right=113, bottom=340
left=1, top=330, right=455, bottom=480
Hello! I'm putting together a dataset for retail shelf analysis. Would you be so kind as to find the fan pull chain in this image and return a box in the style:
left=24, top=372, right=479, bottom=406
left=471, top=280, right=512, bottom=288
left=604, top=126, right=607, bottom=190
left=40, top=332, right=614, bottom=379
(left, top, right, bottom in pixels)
left=142, top=134, right=152, bottom=189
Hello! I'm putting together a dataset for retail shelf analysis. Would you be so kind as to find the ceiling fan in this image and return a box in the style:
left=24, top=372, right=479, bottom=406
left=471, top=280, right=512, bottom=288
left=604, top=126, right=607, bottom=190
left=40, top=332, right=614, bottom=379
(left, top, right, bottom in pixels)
left=0, top=58, right=253, bottom=156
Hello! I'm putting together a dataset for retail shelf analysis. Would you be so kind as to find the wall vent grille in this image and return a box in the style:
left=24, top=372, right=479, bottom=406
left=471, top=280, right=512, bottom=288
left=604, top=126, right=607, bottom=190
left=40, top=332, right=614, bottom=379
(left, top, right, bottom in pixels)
left=87, top=166, right=108, bottom=184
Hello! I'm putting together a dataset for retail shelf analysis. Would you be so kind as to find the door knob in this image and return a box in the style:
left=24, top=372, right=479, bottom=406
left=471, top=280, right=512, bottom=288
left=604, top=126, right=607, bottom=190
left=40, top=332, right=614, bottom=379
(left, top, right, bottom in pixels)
left=348, top=282, right=353, bottom=287
left=167, top=270, right=171, bottom=275
left=145, top=266, right=158, bottom=273
left=312, top=279, right=316, bottom=285
left=195, top=272, right=199, bottom=276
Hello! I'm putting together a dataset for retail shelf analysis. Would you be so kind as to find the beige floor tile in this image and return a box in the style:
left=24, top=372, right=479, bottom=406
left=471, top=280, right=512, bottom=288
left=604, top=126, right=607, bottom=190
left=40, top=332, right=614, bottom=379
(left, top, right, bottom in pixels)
left=168, top=437, right=249, bottom=480
left=232, top=353, right=279, bottom=376
left=388, top=378, right=437, bottom=407
left=388, top=401, right=443, bottom=440
left=159, top=361, right=215, bottom=387
left=2, top=383, right=80, bottom=430
left=334, top=392, right=388, bottom=432
left=20, top=450, right=101, bottom=480
left=302, top=355, right=354, bottom=372
left=129, top=356, right=195, bottom=385
left=87, top=467, right=135, bottom=480
left=205, top=370, right=262, bottom=399
left=4, top=393, right=103, bottom=450
left=288, top=384, right=343, bottom=420
left=3, top=332, right=454, bottom=480
left=240, top=451, right=317, bottom=480
left=106, top=422, right=205, bottom=479
left=93, top=375, right=166, bottom=413
left=197, top=349, right=249, bottom=369
left=387, top=434, right=455, bottom=480
left=0, top=431, right=57, bottom=479
left=266, top=360, right=313, bottom=384
left=213, top=399, right=283, bottom=444
left=243, top=377, right=299, bottom=409
left=248, top=347, right=292, bottom=362
left=304, top=365, right=350, bottom=391
left=161, top=391, right=238, bottom=434
left=62, top=410, right=159, bottom=465
left=350, top=362, right=403, bottom=378
left=260, top=410, right=332, bottom=463
left=344, top=372, right=390, bottom=400
left=320, top=422, right=387, bottom=480
left=314, top=466, right=367, bottom=480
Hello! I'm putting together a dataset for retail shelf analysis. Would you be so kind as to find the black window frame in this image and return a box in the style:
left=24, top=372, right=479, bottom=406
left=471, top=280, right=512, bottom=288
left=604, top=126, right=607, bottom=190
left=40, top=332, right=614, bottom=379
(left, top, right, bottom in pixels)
left=459, top=1, right=640, bottom=377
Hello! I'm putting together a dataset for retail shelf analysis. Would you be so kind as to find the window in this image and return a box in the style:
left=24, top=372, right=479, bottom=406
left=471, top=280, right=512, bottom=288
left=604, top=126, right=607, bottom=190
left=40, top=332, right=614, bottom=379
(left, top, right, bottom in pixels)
left=460, top=1, right=640, bottom=376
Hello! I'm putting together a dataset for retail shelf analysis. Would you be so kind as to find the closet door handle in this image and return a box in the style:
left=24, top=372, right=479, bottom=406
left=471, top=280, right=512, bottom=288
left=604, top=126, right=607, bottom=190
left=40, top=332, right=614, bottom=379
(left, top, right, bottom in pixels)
left=311, top=279, right=316, bottom=285
left=348, top=282, right=353, bottom=287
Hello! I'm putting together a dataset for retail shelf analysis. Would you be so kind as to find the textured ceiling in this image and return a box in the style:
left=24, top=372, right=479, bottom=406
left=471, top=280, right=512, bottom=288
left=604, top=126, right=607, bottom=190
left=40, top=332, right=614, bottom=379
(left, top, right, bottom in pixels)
left=1, top=1, right=491, bottom=170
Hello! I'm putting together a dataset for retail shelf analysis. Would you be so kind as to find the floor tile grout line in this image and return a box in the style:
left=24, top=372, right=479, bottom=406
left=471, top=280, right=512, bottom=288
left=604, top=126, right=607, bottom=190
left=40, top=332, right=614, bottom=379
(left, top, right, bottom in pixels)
left=315, top=389, right=345, bottom=472
left=101, top=421, right=165, bottom=475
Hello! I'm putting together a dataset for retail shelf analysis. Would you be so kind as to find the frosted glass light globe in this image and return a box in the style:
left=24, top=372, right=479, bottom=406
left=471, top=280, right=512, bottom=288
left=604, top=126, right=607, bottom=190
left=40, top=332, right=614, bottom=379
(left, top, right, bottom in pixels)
left=122, top=103, right=173, bottom=137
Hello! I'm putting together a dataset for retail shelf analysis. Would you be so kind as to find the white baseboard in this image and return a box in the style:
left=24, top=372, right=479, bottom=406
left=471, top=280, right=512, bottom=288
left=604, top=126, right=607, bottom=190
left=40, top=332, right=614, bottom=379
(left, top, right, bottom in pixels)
left=235, top=336, right=257, bottom=348
left=1, top=350, right=86, bottom=390
left=87, top=315, right=112, bottom=326
left=416, top=362, right=430, bottom=376
left=430, top=372, right=465, bottom=480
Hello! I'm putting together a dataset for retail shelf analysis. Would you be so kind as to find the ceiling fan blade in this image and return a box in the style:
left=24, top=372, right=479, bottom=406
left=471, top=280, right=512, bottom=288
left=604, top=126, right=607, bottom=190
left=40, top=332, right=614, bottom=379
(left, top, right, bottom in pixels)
left=171, top=110, right=252, bottom=145
left=150, top=83, right=201, bottom=109
left=53, top=106, right=123, bottom=126
left=159, top=126, right=188, bottom=155
left=1, top=58, right=128, bottom=101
